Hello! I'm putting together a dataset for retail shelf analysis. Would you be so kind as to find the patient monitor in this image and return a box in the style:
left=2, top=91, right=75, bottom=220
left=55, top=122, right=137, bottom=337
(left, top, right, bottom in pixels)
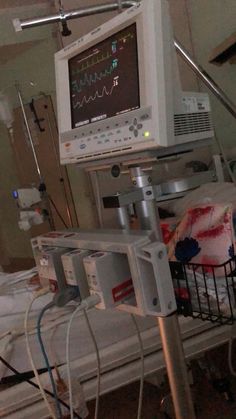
left=55, top=0, right=213, bottom=165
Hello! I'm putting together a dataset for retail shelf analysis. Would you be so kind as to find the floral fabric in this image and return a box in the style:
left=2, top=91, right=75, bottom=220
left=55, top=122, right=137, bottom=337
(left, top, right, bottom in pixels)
left=167, top=204, right=235, bottom=275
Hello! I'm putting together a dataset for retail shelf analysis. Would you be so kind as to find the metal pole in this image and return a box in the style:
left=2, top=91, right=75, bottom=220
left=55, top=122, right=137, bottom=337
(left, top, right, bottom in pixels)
left=117, top=206, right=130, bottom=230
left=44, top=104, right=73, bottom=228
left=174, top=39, right=236, bottom=120
left=16, top=87, right=43, bottom=182
left=129, top=166, right=196, bottom=419
left=130, top=167, right=162, bottom=239
left=89, top=171, right=104, bottom=228
left=16, top=87, right=57, bottom=230
left=158, top=315, right=196, bottom=419
left=13, top=1, right=138, bottom=31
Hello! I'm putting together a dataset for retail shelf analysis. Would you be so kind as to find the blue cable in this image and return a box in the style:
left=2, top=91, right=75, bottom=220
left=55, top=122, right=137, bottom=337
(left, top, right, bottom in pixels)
left=37, top=302, right=62, bottom=419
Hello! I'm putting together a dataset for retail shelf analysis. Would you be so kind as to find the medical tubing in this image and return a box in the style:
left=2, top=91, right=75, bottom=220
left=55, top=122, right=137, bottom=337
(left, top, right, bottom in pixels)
left=37, top=302, right=63, bottom=419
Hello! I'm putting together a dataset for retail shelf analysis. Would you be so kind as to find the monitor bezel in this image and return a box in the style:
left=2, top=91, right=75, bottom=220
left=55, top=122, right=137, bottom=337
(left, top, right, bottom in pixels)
left=55, top=0, right=174, bottom=163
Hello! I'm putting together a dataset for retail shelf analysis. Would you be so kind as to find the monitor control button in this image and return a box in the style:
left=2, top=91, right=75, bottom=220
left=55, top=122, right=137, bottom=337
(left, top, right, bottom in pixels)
left=129, top=121, right=143, bottom=138
left=140, top=113, right=150, bottom=121
left=133, top=118, right=138, bottom=126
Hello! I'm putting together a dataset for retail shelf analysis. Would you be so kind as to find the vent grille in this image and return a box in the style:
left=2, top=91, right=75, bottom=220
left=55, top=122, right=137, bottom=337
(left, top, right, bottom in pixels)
left=74, top=147, right=132, bottom=161
left=174, top=112, right=213, bottom=136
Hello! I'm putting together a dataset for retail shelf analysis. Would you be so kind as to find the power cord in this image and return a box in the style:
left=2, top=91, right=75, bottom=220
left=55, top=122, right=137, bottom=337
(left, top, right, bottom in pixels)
left=0, top=355, right=82, bottom=419
left=66, top=295, right=101, bottom=419
left=37, top=302, right=63, bottom=419
left=228, top=332, right=236, bottom=377
left=48, top=195, right=69, bottom=228
left=131, top=314, right=144, bottom=419
left=83, top=309, right=101, bottom=419
left=24, top=287, right=57, bottom=419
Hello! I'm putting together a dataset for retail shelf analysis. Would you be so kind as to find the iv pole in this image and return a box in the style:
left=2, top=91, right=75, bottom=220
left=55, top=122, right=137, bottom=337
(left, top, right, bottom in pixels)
left=12, top=1, right=236, bottom=418
left=129, top=167, right=196, bottom=419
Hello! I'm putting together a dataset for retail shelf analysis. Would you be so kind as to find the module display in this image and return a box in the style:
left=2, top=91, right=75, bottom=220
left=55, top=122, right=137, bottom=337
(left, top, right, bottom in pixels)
left=68, top=23, right=140, bottom=129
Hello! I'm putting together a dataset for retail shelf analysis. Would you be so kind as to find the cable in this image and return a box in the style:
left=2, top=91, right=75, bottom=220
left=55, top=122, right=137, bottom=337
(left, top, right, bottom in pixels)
left=66, top=295, right=101, bottom=419
left=48, top=195, right=69, bottom=228
left=24, top=289, right=57, bottom=419
left=83, top=309, right=101, bottom=419
left=0, top=355, right=82, bottom=419
left=37, top=302, right=63, bottom=419
left=131, top=314, right=144, bottom=419
left=228, top=334, right=236, bottom=377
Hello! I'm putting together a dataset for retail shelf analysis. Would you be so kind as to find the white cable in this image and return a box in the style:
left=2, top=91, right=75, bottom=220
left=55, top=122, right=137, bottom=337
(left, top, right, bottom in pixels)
left=66, top=295, right=101, bottom=419
left=24, top=287, right=56, bottom=419
left=83, top=309, right=101, bottom=419
left=131, top=314, right=144, bottom=419
left=228, top=334, right=236, bottom=377
left=1, top=305, right=79, bottom=345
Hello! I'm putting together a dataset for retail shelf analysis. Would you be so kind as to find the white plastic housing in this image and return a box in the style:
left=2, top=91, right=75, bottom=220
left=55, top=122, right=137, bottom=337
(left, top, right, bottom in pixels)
left=83, top=251, right=133, bottom=309
left=55, top=0, right=174, bottom=164
left=61, top=249, right=92, bottom=299
left=34, top=229, right=177, bottom=317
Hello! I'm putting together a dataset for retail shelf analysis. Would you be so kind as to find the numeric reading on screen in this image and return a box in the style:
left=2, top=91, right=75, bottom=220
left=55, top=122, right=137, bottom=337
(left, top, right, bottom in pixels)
left=68, top=23, right=140, bottom=129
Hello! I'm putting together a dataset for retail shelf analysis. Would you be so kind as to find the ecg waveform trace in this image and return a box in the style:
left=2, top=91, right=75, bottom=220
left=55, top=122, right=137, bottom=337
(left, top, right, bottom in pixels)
left=73, top=77, right=119, bottom=109
left=71, top=60, right=118, bottom=95
left=73, top=51, right=111, bottom=75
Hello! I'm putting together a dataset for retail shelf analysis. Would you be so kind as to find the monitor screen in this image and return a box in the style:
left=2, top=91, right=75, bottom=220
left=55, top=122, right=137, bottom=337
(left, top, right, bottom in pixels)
left=68, top=23, right=140, bottom=129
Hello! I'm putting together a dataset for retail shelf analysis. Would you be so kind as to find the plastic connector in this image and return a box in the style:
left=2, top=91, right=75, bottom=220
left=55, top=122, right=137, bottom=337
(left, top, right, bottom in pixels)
left=12, top=18, right=22, bottom=32
left=80, top=294, right=101, bottom=310
left=33, top=286, right=50, bottom=298
left=53, top=286, right=80, bottom=307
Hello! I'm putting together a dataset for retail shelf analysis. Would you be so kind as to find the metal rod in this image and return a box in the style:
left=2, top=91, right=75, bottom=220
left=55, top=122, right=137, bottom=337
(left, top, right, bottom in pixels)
left=130, top=167, right=162, bottom=239
left=16, top=87, right=43, bottom=182
left=174, top=39, right=236, bottom=119
left=117, top=206, right=130, bottom=230
left=44, top=103, right=73, bottom=228
left=89, top=171, right=104, bottom=228
left=158, top=315, right=196, bottom=419
left=14, top=1, right=138, bottom=31
left=129, top=166, right=196, bottom=419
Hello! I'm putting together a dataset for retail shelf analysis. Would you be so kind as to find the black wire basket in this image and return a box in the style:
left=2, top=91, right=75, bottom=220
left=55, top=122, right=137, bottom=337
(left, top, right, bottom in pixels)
left=170, top=257, right=236, bottom=325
